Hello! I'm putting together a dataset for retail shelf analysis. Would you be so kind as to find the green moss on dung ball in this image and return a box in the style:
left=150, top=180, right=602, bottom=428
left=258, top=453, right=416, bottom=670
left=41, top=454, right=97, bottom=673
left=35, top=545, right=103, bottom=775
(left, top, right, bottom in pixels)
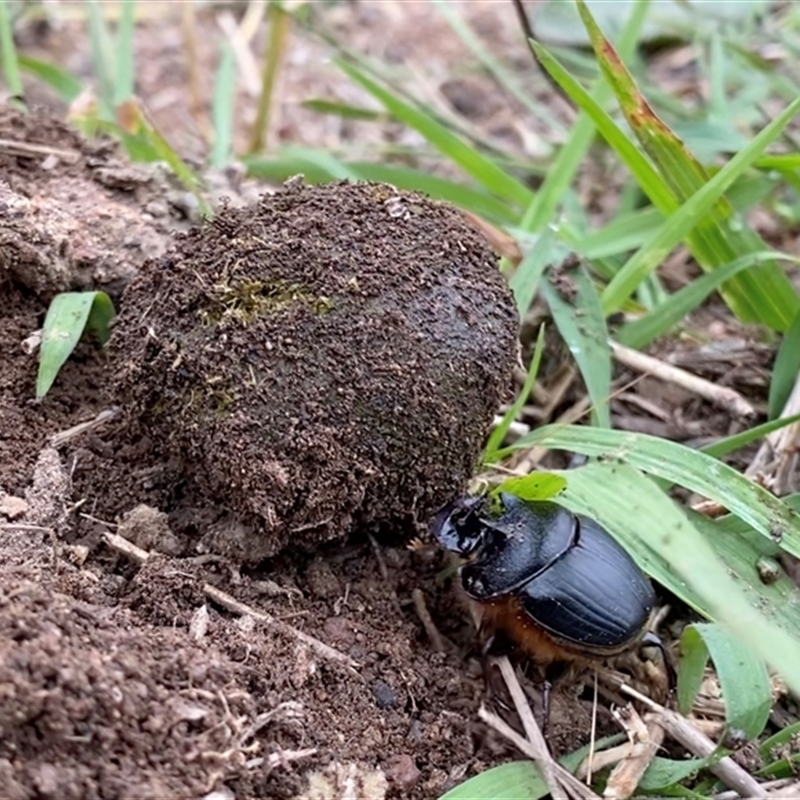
left=111, top=181, right=519, bottom=561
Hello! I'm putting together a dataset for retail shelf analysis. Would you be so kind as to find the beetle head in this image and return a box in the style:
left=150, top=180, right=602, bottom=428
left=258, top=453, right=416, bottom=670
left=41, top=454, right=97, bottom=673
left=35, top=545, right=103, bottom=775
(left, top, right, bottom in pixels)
left=430, top=495, right=487, bottom=556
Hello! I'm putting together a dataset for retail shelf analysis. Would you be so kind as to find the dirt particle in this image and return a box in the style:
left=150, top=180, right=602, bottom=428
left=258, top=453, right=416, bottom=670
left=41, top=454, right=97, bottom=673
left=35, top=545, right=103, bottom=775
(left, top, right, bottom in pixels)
left=118, top=503, right=183, bottom=556
left=0, top=494, right=29, bottom=520
left=373, top=679, right=398, bottom=709
left=305, top=558, right=343, bottom=600
left=384, top=754, right=421, bottom=790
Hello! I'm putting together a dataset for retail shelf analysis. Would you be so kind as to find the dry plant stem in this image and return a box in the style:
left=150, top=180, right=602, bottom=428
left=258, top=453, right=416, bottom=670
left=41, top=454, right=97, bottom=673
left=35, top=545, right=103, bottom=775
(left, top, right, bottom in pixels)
left=715, top=779, right=799, bottom=800
left=0, top=523, right=53, bottom=536
left=478, top=705, right=598, bottom=800
left=49, top=408, right=120, bottom=447
left=0, top=138, right=79, bottom=163
left=603, top=710, right=664, bottom=800
left=609, top=340, right=755, bottom=419
left=180, top=1, right=208, bottom=141
left=619, top=684, right=766, bottom=799
left=217, top=11, right=261, bottom=96
left=493, top=656, right=600, bottom=800
left=102, top=531, right=360, bottom=671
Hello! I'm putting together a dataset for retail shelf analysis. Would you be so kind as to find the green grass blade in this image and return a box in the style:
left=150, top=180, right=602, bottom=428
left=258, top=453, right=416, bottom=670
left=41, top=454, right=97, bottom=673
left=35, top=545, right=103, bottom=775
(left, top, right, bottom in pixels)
left=600, top=95, right=800, bottom=319
left=37, top=292, right=116, bottom=399
left=700, top=413, right=800, bottom=460
left=576, top=0, right=800, bottom=329
left=0, top=0, right=23, bottom=100
left=530, top=38, right=674, bottom=214
left=678, top=623, right=772, bottom=739
left=495, top=472, right=567, bottom=503
left=508, top=227, right=564, bottom=315
left=617, top=251, right=800, bottom=350
left=113, top=0, right=136, bottom=105
left=335, top=58, right=534, bottom=209
left=501, top=425, right=800, bottom=559
left=18, top=55, right=82, bottom=103
left=554, top=462, right=800, bottom=695
left=484, top=325, right=545, bottom=461
left=438, top=760, right=547, bottom=800
left=86, top=0, right=115, bottom=117
left=519, top=0, right=650, bottom=234
left=769, top=310, right=800, bottom=420
left=540, top=258, right=610, bottom=428
left=210, top=41, right=237, bottom=170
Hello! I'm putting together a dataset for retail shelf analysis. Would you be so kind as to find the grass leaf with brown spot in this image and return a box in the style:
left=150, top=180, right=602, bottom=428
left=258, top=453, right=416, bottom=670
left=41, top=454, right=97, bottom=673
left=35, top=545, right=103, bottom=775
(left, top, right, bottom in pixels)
left=574, top=0, right=800, bottom=331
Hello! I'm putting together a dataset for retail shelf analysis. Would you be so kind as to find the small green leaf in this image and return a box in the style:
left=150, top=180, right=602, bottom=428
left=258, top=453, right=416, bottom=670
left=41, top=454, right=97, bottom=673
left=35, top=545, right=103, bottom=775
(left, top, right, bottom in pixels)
left=679, top=623, right=772, bottom=740
left=438, top=760, right=547, bottom=800
left=639, top=756, right=708, bottom=792
left=496, top=472, right=567, bottom=502
left=37, top=291, right=116, bottom=399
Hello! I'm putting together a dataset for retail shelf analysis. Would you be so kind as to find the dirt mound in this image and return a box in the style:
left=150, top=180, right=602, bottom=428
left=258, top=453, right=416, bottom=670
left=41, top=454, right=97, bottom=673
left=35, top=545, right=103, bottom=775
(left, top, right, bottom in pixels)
left=111, top=181, right=519, bottom=560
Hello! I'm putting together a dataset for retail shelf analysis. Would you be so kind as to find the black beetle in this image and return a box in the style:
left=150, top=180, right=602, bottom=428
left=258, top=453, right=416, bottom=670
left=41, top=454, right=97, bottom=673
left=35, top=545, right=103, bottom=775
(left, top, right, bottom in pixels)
left=432, top=493, right=667, bottom=676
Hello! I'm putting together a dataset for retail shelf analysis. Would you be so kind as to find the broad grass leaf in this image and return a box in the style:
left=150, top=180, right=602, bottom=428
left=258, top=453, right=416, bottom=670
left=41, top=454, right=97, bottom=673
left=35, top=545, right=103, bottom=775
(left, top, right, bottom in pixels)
left=503, top=425, right=800, bottom=559
left=678, top=623, right=772, bottom=739
left=37, top=291, right=115, bottom=399
left=438, top=761, right=547, bottom=800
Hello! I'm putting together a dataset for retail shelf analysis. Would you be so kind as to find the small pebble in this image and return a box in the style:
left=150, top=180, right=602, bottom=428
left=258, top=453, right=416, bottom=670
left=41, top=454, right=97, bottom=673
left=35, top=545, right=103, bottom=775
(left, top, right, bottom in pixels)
left=0, top=494, right=29, bottom=520
left=384, top=754, right=420, bottom=789
left=373, top=680, right=397, bottom=709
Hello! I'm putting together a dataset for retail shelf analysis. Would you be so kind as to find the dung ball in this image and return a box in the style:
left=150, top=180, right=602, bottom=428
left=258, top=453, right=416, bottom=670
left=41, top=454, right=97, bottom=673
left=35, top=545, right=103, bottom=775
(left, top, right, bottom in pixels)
left=111, top=181, right=518, bottom=561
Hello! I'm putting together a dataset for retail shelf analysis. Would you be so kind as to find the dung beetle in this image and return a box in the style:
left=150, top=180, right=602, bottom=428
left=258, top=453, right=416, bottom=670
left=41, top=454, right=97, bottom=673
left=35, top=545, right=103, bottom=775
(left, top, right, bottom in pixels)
left=431, top=493, right=670, bottom=693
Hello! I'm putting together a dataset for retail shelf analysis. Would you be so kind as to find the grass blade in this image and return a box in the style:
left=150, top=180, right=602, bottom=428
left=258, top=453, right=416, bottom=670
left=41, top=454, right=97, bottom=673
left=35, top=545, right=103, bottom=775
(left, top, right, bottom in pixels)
left=540, top=258, right=610, bottom=428
left=484, top=325, right=545, bottom=461
left=210, top=41, right=237, bottom=170
left=113, top=0, right=136, bottom=105
left=769, top=310, right=800, bottom=420
left=336, top=57, right=534, bottom=210
left=0, top=0, right=23, bottom=100
left=501, top=425, right=800, bottom=559
left=575, top=0, right=800, bottom=330
left=617, top=251, right=800, bottom=350
left=18, top=55, right=82, bottom=103
left=678, top=623, right=772, bottom=739
left=600, top=94, right=800, bottom=320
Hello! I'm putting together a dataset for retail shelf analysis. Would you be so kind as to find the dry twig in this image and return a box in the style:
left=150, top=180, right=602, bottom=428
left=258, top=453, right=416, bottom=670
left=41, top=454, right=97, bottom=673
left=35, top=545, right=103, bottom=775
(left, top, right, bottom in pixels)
left=620, top=684, right=765, bottom=799
left=609, top=340, right=755, bottom=419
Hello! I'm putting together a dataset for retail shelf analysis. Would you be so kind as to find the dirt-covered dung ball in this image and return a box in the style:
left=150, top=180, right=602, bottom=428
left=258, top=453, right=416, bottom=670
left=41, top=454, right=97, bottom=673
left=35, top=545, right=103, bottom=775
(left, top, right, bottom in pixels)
left=112, top=181, right=518, bottom=561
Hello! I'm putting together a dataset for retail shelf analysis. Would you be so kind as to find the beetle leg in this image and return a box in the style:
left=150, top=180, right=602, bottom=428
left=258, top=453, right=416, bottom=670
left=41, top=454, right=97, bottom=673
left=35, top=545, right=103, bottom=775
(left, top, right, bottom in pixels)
left=640, top=631, right=676, bottom=693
